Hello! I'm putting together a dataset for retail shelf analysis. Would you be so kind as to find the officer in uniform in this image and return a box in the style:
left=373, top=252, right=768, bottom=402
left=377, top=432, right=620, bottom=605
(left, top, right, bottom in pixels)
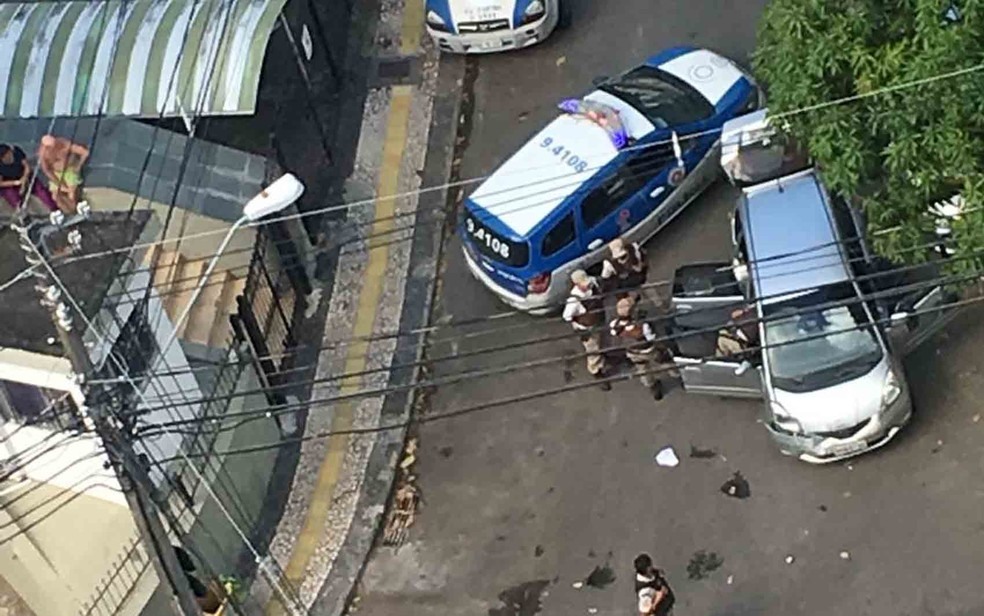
left=610, top=297, right=672, bottom=400
left=563, top=270, right=611, bottom=391
left=715, top=306, right=759, bottom=360
left=602, top=237, right=657, bottom=310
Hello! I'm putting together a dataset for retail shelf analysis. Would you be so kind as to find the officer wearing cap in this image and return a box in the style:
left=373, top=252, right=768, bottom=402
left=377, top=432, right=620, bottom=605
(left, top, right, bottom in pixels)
left=602, top=237, right=649, bottom=302
left=610, top=296, right=671, bottom=400
left=562, top=269, right=611, bottom=391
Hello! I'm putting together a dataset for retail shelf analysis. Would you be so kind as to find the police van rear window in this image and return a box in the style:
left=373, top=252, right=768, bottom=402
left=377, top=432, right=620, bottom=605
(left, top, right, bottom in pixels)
left=463, top=206, right=530, bottom=267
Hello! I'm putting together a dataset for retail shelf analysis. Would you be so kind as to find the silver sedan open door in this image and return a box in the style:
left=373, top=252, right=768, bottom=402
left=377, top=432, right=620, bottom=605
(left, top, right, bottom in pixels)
left=669, top=263, right=763, bottom=398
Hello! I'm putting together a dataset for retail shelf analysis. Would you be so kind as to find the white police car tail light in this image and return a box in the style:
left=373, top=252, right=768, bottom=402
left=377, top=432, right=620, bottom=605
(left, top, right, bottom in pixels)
left=521, top=0, right=546, bottom=24
left=528, top=272, right=551, bottom=294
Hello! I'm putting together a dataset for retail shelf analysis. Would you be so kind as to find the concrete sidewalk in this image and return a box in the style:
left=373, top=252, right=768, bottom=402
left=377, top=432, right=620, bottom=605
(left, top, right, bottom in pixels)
left=253, top=1, right=464, bottom=613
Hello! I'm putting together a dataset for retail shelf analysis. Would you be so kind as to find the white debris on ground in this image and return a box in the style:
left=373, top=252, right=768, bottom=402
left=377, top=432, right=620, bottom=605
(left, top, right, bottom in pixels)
left=654, top=446, right=679, bottom=467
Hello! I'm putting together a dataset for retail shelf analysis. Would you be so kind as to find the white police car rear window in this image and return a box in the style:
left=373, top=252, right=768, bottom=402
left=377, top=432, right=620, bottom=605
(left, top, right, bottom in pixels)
left=463, top=203, right=530, bottom=267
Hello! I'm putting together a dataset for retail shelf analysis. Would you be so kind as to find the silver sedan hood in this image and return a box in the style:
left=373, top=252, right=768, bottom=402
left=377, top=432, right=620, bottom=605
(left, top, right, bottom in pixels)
left=771, top=357, right=889, bottom=434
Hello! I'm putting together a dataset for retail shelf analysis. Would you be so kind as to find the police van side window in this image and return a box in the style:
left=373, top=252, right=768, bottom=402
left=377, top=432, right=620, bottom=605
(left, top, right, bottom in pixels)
left=541, top=213, right=576, bottom=257
left=580, top=144, right=675, bottom=228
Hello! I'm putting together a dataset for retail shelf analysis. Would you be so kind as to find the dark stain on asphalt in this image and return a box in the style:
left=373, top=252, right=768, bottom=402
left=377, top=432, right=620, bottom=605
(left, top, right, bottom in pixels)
left=438, top=446, right=454, bottom=458
left=534, top=545, right=544, bottom=557
left=488, top=579, right=551, bottom=616
left=687, top=550, right=724, bottom=580
left=585, top=563, right=616, bottom=589
left=496, top=534, right=507, bottom=542
left=690, top=445, right=717, bottom=459
left=587, top=549, right=596, bottom=558
left=818, top=504, right=828, bottom=512
left=720, top=471, right=751, bottom=499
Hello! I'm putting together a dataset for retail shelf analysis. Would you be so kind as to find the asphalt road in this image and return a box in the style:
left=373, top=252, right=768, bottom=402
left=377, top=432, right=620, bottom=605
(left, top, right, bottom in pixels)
left=353, top=2, right=984, bottom=615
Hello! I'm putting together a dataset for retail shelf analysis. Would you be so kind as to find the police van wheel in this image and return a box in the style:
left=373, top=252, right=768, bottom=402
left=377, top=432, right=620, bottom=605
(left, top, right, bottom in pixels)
left=557, top=0, right=573, bottom=30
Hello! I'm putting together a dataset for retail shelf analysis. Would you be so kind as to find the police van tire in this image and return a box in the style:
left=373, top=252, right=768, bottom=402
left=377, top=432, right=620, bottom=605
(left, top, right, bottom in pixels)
left=557, top=0, right=572, bottom=30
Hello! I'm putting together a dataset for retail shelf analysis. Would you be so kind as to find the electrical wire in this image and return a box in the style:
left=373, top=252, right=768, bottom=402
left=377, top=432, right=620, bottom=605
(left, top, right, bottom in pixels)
left=115, top=229, right=973, bottom=411
left=136, top=252, right=976, bottom=436
left=149, top=284, right=980, bottom=462
left=1, top=54, right=979, bottom=292
left=26, top=192, right=308, bottom=616
left=92, top=202, right=973, bottom=391
left=0, top=391, right=77, bottom=445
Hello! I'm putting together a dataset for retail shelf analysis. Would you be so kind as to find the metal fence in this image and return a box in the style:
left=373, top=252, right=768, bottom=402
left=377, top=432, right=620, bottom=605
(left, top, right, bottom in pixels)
left=78, top=536, right=151, bottom=616
left=235, top=226, right=303, bottom=406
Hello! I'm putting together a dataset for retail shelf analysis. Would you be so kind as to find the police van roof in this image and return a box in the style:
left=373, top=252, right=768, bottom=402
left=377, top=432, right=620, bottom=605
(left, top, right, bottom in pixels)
left=742, top=169, right=851, bottom=304
left=468, top=91, right=655, bottom=238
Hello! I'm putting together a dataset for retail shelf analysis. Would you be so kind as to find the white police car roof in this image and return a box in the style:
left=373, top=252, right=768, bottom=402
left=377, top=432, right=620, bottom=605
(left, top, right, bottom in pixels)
left=469, top=90, right=654, bottom=237
left=470, top=48, right=745, bottom=238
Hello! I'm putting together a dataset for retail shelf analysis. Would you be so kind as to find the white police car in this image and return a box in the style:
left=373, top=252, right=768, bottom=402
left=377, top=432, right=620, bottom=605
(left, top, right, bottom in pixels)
left=425, top=0, right=565, bottom=53
left=460, top=47, right=762, bottom=314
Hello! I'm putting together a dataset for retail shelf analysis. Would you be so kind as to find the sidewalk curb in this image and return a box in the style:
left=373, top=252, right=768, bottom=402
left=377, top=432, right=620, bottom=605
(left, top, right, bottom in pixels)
left=308, top=54, right=468, bottom=616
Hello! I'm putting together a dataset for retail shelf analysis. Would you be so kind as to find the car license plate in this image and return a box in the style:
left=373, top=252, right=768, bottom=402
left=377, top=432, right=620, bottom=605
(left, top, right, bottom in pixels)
left=828, top=441, right=867, bottom=457
left=479, top=39, right=503, bottom=50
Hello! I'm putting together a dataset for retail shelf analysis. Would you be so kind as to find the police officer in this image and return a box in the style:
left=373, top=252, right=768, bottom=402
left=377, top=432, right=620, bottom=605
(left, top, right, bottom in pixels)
left=563, top=269, right=611, bottom=391
left=601, top=237, right=648, bottom=301
left=610, top=297, right=671, bottom=400
left=715, top=306, right=759, bottom=360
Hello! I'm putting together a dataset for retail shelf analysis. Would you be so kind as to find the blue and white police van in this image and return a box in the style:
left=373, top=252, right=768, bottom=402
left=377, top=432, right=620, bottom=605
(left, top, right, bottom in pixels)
left=424, top=0, right=564, bottom=53
left=460, top=47, right=762, bottom=313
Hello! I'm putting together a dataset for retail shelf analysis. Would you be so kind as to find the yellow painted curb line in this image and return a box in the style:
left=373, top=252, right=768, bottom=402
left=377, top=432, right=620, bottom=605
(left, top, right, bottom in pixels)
left=265, top=9, right=423, bottom=615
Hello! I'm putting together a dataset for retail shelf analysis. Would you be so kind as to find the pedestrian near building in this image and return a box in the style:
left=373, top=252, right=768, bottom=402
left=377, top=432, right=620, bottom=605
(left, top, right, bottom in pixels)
left=37, top=134, right=90, bottom=215
left=610, top=297, right=671, bottom=400
left=0, top=143, right=58, bottom=214
left=601, top=237, right=648, bottom=302
left=562, top=269, right=611, bottom=391
left=634, top=553, right=675, bottom=616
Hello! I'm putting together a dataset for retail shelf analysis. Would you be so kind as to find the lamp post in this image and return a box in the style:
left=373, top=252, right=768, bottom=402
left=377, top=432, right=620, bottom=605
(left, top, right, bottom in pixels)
left=157, top=172, right=305, bottom=364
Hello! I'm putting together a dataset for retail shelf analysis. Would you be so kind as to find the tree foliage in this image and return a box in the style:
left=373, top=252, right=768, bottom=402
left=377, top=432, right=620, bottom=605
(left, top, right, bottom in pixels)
left=753, top=0, right=984, bottom=264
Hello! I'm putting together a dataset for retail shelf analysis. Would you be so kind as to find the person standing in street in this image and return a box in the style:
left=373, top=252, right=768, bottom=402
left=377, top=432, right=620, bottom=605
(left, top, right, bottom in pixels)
left=634, top=553, right=675, bottom=616
left=610, top=297, right=671, bottom=400
left=562, top=269, right=611, bottom=391
left=601, top=237, right=648, bottom=302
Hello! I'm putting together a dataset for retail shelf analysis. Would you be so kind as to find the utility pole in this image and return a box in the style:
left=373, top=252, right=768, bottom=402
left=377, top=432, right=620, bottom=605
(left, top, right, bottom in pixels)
left=12, top=213, right=202, bottom=616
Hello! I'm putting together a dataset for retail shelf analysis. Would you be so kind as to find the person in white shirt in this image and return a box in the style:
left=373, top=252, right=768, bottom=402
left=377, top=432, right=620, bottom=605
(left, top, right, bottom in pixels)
left=562, top=269, right=610, bottom=391
left=634, top=553, right=675, bottom=616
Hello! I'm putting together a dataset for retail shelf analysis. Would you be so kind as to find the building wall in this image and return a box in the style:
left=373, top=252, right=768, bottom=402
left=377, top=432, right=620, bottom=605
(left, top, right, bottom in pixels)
left=86, top=186, right=256, bottom=274
left=190, top=367, right=281, bottom=574
left=0, top=425, right=136, bottom=616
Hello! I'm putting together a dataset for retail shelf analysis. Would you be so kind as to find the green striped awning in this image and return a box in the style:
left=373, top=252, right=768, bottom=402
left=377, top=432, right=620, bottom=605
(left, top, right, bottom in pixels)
left=0, top=0, right=288, bottom=119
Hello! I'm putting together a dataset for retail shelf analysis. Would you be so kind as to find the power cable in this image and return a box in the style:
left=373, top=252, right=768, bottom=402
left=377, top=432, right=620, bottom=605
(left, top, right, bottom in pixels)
left=119, top=230, right=973, bottom=412
left=30, top=206, right=308, bottom=615
left=136, top=253, right=975, bottom=435
left=92, top=225, right=966, bottom=399
left=97, top=194, right=972, bottom=389
left=2, top=54, right=980, bottom=289
left=149, top=285, right=979, bottom=462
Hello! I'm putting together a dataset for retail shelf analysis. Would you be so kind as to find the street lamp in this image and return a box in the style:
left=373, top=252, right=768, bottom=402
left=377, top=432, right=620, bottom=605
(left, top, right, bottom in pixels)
left=157, top=173, right=305, bottom=360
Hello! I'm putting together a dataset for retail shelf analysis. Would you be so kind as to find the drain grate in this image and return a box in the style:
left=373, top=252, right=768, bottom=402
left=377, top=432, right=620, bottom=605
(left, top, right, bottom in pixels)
left=370, top=55, right=422, bottom=87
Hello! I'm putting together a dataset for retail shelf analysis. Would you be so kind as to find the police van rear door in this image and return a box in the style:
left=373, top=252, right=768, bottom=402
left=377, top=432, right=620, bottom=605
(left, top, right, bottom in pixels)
left=669, top=262, right=763, bottom=397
